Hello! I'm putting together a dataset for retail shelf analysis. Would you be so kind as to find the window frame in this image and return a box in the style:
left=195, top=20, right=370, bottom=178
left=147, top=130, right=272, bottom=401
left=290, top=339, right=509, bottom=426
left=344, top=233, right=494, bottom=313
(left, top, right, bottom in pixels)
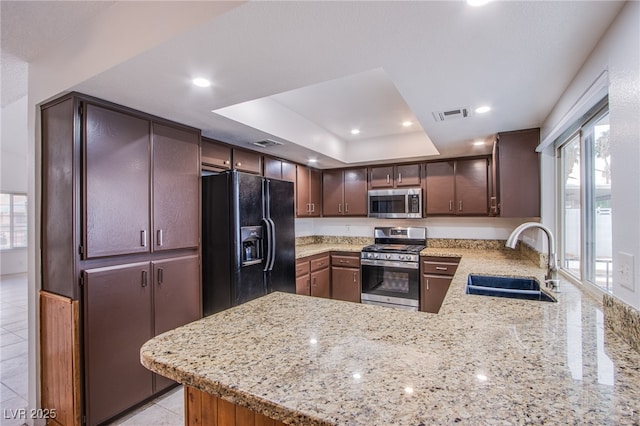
left=0, top=192, right=28, bottom=251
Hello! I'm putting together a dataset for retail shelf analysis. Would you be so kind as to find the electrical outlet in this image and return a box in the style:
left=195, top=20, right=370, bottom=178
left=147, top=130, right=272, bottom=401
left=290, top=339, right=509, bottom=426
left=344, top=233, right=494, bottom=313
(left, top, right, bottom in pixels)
left=617, top=252, right=635, bottom=291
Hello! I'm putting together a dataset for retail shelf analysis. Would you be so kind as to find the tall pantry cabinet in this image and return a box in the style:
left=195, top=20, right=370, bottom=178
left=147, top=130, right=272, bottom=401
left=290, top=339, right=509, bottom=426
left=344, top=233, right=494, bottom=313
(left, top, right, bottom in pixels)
left=40, top=93, right=202, bottom=426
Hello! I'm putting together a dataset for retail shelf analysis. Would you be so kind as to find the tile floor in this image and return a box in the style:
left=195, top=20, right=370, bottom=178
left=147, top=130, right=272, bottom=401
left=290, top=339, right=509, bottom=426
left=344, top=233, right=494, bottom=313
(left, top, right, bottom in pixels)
left=0, top=273, right=184, bottom=426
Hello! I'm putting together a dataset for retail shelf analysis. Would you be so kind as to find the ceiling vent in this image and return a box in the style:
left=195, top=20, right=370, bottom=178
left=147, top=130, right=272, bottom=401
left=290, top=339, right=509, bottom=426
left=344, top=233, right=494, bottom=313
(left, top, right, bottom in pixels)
left=252, top=139, right=283, bottom=148
left=432, top=107, right=471, bottom=122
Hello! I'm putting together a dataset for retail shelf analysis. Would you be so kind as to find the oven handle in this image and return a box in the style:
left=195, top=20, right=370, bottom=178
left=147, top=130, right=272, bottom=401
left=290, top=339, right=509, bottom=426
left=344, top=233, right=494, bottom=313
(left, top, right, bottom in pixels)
left=361, top=259, right=419, bottom=269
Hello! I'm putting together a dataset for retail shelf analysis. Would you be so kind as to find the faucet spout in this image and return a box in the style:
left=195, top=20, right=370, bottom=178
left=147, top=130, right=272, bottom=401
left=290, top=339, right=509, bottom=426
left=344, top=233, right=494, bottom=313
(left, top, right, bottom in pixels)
left=505, top=221, right=558, bottom=276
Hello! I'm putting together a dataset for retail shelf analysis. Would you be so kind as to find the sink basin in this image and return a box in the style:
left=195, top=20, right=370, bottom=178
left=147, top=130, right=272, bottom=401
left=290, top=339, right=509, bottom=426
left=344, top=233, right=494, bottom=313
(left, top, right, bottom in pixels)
left=466, top=274, right=556, bottom=302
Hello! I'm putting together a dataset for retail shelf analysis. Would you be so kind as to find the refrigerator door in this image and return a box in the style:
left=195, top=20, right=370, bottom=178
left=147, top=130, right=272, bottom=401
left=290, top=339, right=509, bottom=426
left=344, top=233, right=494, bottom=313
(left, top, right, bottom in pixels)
left=233, top=172, right=268, bottom=305
left=265, top=178, right=296, bottom=294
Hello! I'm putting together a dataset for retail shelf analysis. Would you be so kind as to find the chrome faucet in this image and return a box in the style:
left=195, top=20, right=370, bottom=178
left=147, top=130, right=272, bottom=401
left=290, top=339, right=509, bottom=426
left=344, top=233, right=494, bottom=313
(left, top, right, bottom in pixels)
left=505, top=222, right=559, bottom=291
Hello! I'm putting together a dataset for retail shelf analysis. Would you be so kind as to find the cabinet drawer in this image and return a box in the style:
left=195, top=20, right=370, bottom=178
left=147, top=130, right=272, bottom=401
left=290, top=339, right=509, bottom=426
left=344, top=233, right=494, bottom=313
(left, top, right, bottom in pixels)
left=310, top=255, right=330, bottom=272
left=295, top=259, right=310, bottom=277
left=331, top=254, right=360, bottom=268
left=421, top=257, right=460, bottom=276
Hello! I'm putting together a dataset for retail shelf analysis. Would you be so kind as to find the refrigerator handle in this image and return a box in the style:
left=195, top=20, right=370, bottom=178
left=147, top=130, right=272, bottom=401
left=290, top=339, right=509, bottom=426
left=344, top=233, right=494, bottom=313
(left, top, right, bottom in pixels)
left=261, top=218, right=273, bottom=272
left=268, top=218, right=276, bottom=271
left=264, top=178, right=272, bottom=219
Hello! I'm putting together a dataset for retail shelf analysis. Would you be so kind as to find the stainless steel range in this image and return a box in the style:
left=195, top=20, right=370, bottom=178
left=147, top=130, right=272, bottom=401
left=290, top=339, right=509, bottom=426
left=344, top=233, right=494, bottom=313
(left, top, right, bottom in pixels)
left=360, top=227, right=426, bottom=311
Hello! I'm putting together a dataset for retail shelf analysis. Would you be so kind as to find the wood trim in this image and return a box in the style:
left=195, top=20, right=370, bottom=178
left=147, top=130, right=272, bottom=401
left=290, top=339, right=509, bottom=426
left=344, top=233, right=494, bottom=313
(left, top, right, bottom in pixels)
left=40, top=291, right=81, bottom=426
left=185, top=386, right=287, bottom=426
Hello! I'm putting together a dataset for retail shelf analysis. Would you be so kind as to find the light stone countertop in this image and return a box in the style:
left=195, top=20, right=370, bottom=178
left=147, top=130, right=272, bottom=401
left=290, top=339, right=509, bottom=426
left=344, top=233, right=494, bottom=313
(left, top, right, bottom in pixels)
left=295, top=243, right=366, bottom=259
left=141, top=248, right=640, bottom=425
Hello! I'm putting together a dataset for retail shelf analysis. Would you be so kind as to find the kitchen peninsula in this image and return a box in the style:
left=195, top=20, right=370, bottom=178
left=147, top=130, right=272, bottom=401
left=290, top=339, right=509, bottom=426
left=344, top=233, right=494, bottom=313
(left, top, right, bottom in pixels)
left=141, top=249, right=640, bottom=425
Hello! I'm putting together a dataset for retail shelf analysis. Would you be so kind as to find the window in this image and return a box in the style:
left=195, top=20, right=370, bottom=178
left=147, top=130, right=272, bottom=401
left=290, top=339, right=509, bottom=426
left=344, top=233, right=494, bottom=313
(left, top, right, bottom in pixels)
left=557, top=104, right=611, bottom=292
left=0, top=193, right=27, bottom=250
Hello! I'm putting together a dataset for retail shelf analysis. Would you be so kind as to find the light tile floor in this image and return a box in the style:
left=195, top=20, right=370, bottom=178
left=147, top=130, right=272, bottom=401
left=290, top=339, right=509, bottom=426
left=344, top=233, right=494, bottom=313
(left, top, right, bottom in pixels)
left=0, top=274, right=184, bottom=426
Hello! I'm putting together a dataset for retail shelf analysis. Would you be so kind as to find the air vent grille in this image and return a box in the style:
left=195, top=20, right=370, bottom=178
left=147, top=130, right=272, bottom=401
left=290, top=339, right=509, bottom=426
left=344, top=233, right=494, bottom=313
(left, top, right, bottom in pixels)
left=432, top=107, right=471, bottom=122
left=252, top=139, right=283, bottom=148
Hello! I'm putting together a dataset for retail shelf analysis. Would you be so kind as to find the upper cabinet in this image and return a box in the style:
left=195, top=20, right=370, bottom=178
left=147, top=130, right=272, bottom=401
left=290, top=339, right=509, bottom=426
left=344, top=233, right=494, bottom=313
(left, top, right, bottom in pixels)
left=296, top=165, right=322, bottom=217
left=83, top=103, right=200, bottom=258
left=369, top=163, right=421, bottom=188
left=425, top=158, right=489, bottom=216
left=232, top=148, right=262, bottom=175
left=264, top=156, right=296, bottom=182
left=322, top=168, right=367, bottom=217
left=491, top=128, right=540, bottom=217
left=201, top=138, right=232, bottom=171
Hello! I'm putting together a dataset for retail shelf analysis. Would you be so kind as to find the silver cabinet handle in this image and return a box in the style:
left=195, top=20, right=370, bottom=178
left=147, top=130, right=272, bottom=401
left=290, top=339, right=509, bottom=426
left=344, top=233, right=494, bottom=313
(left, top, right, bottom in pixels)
left=157, top=268, right=163, bottom=285
left=311, top=203, right=315, bottom=213
left=426, top=279, right=429, bottom=290
left=398, top=173, right=402, bottom=183
left=141, top=270, right=148, bottom=287
left=339, top=203, right=342, bottom=213
left=156, top=229, right=163, bottom=246
left=345, top=203, right=349, bottom=213
left=435, top=266, right=448, bottom=271
left=459, top=200, right=463, bottom=211
left=490, top=196, right=498, bottom=214
left=140, top=230, right=147, bottom=247
left=386, top=174, right=390, bottom=184
left=449, top=200, right=453, bottom=212
left=353, top=272, right=356, bottom=283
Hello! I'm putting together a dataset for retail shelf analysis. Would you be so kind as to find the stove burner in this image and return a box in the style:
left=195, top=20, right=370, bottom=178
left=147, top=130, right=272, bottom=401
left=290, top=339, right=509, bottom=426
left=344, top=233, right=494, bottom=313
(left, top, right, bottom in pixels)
left=361, top=243, right=426, bottom=254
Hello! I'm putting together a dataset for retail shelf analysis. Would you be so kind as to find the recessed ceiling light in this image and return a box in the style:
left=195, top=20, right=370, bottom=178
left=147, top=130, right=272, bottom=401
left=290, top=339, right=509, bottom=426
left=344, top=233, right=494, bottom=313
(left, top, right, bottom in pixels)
left=192, top=78, right=211, bottom=88
left=308, top=158, right=318, bottom=163
left=402, top=121, right=413, bottom=127
left=473, top=140, right=486, bottom=146
left=467, top=0, right=490, bottom=6
left=351, top=129, right=361, bottom=135
left=475, top=106, right=491, bottom=114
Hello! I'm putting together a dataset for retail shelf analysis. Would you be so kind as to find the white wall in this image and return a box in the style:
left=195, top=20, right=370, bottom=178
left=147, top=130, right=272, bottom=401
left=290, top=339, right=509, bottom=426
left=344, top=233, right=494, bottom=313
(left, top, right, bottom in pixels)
left=540, top=1, right=640, bottom=309
left=297, top=216, right=526, bottom=241
left=0, top=96, right=29, bottom=275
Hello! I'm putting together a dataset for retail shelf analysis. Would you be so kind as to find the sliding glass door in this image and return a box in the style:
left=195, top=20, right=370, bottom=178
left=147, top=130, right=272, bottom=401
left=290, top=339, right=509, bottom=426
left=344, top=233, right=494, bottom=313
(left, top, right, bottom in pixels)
left=557, top=106, right=611, bottom=292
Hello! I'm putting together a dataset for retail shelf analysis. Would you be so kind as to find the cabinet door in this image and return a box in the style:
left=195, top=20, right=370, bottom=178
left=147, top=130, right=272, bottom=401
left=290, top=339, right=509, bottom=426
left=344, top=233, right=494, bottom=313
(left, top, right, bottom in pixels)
left=310, top=268, right=330, bottom=298
left=420, top=275, right=452, bottom=314
left=84, top=103, right=150, bottom=258
left=322, top=169, right=344, bottom=216
left=296, top=274, right=311, bottom=295
left=308, top=168, right=322, bottom=217
left=83, top=262, right=153, bottom=426
left=425, top=161, right=455, bottom=214
left=263, top=157, right=282, bottom=179
left=233, top=149, right=262, bottom=174
left=396, top=164, right=421, bottom=187
left=455, top=158, right=489, bottom=215
left=496, top=129, right=540, bottom=217
left=201, top=138, right=231, bottom=170
left=152, top=123, right=200, bottom=251
left=343, top=168, right=367, bottom=216
left=370, top=166, right=394, bottom=188
left=281, top=161, right=297, bottom=183
left=296, top=166, right=310, bottom=217
left=331, top=267, right=361, bottom=303
left=152, top=255, right=201, bottom=391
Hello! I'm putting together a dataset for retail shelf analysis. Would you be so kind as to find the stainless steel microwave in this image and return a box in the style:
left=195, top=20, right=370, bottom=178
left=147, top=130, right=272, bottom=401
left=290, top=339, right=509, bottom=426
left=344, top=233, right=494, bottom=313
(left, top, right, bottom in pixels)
left=368, top=188, right=423, bottom=219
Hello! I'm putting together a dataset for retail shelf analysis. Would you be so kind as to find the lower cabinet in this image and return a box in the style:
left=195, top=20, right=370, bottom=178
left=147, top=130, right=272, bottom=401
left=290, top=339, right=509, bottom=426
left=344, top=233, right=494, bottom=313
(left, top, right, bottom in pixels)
left=330, top=253, right=361, bottom=303
left=420, top=256, right=460, bottom=314
left=310, top=254, right=331, bottom=298
left=83, top=255, right=200, bottom=425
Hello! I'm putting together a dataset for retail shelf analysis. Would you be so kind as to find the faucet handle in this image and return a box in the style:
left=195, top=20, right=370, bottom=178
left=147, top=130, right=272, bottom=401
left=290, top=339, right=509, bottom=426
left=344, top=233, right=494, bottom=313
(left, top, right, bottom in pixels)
left=544, top=279, right=559, bottom=291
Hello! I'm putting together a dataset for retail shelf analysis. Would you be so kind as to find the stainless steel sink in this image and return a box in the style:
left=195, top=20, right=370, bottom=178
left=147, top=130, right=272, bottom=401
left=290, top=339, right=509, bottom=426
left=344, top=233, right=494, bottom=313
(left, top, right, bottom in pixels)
left=466, top=274, right=556, bottom=302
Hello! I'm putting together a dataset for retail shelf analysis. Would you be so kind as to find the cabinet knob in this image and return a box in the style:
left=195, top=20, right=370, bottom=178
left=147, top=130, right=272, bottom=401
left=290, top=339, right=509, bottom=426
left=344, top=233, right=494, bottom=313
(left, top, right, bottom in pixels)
left=223, top=160, right=230, bottom=165
left=235, top=162, right=242, bottom=167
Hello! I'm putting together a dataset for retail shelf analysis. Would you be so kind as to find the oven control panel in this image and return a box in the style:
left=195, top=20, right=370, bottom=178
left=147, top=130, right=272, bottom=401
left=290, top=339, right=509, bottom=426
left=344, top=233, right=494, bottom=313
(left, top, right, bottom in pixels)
left=361, top=252, right=419, bottom=263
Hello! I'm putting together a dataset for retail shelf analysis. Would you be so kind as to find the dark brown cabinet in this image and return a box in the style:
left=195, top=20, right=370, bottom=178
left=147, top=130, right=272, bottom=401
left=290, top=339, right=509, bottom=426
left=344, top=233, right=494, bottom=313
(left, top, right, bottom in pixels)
left=322, top=168, right=367, bottom=216
left=264, top=157, right=296, bottom=182
left=295, top=258, right=311, bottom=295
left=310, top=254, right=330, bottom=298
left=420, top=256, right=459, bottom=314
left=41, top=93, right=202, bottom=426
left=232, top=148, right=262, bottom=174
left=425, top=158, right=489, bottom=215
left=370, top=163, right=421, bottom=188
left=84, top=103, right=200, bottom=259
left=296, top=165, right=322, bottom=217
left=491, top=128, right=541, bottom=217
left=201, top=137, right=232, bottom=171
left=330, top=253, right=361, bottom=303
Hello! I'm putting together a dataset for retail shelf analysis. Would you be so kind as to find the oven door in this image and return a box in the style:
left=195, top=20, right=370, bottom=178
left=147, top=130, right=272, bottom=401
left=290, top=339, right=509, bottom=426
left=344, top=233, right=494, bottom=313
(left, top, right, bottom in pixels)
left=361, top=259, right=419, bottom=309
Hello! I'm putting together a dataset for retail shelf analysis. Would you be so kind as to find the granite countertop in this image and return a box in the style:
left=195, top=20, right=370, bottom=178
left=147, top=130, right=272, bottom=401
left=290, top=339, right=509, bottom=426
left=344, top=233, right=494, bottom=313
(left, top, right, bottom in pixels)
left=141, top=249, right=640, bottom=425
left=295, top=243, right=366, bottom=258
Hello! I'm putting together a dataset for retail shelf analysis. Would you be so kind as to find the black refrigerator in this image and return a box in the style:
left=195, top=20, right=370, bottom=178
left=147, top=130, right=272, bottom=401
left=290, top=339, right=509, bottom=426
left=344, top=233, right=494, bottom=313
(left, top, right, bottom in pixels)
left=202, top=170, right=296, bottom=316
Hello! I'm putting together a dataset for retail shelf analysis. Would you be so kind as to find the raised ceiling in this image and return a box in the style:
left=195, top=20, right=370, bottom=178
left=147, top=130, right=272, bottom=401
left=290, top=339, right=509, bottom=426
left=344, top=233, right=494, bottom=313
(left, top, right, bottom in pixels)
left=3, top=1, right=626, bottom=168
